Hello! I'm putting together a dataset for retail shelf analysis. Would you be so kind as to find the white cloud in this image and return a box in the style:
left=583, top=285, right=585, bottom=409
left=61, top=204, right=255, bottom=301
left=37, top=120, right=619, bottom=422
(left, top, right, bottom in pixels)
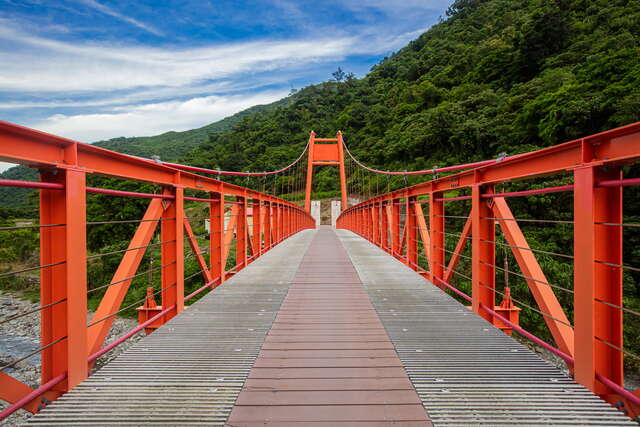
left=74, top=0, right=163, bottom=36
left=29, top=91, right=288, bottom=142
left=0, top=162, right=15, bottom=173
left=0, top=23, right=419, bottom=94
left=0, top=4, right=447, bottom=160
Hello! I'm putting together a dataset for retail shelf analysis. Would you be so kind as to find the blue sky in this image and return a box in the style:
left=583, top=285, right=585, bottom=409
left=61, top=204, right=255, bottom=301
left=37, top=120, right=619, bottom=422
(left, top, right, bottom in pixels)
left=0, top=0, right=452, bottom=150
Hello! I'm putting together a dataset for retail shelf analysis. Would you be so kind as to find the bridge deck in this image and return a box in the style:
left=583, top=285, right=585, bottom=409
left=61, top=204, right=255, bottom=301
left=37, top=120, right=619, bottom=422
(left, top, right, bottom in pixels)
left=27, top=228, right=634, bottom=426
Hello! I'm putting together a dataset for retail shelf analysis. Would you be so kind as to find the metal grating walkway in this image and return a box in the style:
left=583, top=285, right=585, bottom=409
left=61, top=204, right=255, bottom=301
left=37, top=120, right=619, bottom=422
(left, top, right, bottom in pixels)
left=24, top=228, right=636, bottom=426
left=337, top=229, right=636, bottom=427
left=26, top=230, right=315, bottom=426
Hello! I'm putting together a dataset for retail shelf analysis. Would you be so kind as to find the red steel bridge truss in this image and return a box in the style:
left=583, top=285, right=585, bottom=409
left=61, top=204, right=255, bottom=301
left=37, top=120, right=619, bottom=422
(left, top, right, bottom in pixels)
left=0, top=120, right=639, bottom=421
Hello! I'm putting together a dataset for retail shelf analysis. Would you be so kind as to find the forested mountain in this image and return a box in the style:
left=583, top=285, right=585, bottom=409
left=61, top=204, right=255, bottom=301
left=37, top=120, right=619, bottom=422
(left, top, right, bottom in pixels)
left=178, top=0, right=640, bottom=368
left=183, top=0, right=640, bottom=190
left=4, top=0, right=639, bottom=201
left=1, top=0, right=639, bottom=370
left=0, top=101, right=288, bottom=212
left=93, top=101, right=286, bottom=160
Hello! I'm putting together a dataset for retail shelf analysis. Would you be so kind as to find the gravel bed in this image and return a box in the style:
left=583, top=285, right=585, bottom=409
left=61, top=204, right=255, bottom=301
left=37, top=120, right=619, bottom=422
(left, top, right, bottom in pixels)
left=0, top=292, right=141, bottom=426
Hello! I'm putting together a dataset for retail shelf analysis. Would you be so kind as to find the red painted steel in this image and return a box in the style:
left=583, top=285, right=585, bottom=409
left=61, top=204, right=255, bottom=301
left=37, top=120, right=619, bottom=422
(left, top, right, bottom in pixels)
left=0, top=120, right=314, bottom=420
left=304, top=131, right=348, bottom=212
left=0, top=179, right=64, bottom=190
left=0, top=374, right=66, bottom=420
left=337, top=121, right=640, bottom=418
left=2, top=119, right=640, bottom=420
left=88, top=305, right=175, bottom=363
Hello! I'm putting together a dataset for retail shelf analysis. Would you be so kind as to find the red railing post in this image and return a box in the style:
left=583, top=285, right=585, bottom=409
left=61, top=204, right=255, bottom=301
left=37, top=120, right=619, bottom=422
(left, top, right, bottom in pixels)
left=366, top=205, right=372, bottom=241
left=273, top=203, right=279, bottom=243
left=429, top=192, right=444, bottom=285
left=381, top=201, right=389, bottom=251
left=362, top=206, right=367, bottom=239
left=471, top=184, right=495, bottom=321
left=364, top=206, right=369, bottom=239
left=210, top=191, right=224, bottom=286
left=252, top=198, right=262, bottom=259
left=373, top=204, right=377, bottom=241
left=391, top=199, right=401, bottom=256
left=574, top=165, right=624, bottom=394
left=372, top=202, right=379, bottom=246
left=370, top=205, right=375, bottom=241
left=407, top=195, right=418, bottom=269
left=282, top=205, right=287, bottom=239
left=378, top=202, right=384, bottom=246
left=39, top=167, right=88, bottom=391
left=161, top=182, right=184, bottom=322
left=236, top=195, right=247, bottom=267
left=264, top=201, right=272, bottom=249
left=277, top=203, right=283, bottom=242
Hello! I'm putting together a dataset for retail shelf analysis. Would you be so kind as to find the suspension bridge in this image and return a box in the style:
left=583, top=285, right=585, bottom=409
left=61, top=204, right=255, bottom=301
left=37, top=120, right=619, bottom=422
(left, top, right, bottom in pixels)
left=0, top=120, right=639, bottom=425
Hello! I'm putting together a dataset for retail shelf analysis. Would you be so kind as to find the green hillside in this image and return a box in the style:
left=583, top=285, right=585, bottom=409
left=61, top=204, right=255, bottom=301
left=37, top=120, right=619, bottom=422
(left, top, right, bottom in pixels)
left=179, top=0, right=640, bottom=367
left=0, top=100, right=288, bottom=211
left=93, top=102, right=283, bottom=159
left=1, top=0, right=639, bottom=370
left=183, top=0, right=640, bottom=189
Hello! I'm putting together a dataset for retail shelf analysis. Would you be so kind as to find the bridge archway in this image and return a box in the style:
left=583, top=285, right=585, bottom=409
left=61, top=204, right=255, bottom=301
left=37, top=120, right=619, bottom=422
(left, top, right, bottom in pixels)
left=303, top=131, right=348, bottom=213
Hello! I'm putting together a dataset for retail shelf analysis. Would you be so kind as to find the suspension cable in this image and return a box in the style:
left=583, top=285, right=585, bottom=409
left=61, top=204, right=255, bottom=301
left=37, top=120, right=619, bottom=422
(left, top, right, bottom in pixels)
left=158, top=141, right=310, bottom=176
left=341, top=140, right=518, bottom=176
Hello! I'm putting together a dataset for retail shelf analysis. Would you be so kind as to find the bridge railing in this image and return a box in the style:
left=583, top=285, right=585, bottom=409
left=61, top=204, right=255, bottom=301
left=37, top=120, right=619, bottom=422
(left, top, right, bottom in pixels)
left=0, top=121, right=314, bottom=420
left=337, top=122, right=640, bottom=418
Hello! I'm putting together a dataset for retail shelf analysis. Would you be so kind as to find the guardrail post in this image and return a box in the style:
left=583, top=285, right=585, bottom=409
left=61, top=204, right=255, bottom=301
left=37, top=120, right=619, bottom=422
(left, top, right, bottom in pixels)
left=381, top=201, right=389, bottom=251
left=372, top=202, right=379, bottom=245
left=210, top=191, right=224, bottom=286
left=363, top=207, right=368, bottom=238
left=252, top=198, right=262, bottom=259
left=392, top=200, right=401, bottom=256
left=277, top=203, right=283, bottom=242
left=370, top=205, right=375, bottom=241
left=286, top=206, right=291, bottom=237
left=40, top=167, right=88, bottom=391
left=282, top=205, right=287, bottom=238
left=574, top=165, right=623, bottom=394
left=264, top=201, right=272, bottom=249
left=472, top=184, right=495, bottom=321
left=237, top=195, right=247, bottom=267
left=365, top=205, right=370, bottom=241
left=429, top=192, right=444, bottom=285
left=161, top=182, right=184, bottom=322
left=407, top=196, right=418, bottom=269
left=273, top=203, right=278, bottom=243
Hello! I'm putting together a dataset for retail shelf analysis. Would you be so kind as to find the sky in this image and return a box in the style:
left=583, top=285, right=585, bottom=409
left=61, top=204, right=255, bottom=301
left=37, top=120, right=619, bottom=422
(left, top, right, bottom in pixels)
left=0, top=0, right=452, bottom=171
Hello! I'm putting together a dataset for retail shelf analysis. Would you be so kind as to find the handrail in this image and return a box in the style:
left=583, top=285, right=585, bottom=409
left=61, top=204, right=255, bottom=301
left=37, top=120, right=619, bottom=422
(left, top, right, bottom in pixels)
left=0, top=120, right=315, bottom=421
left=336, top=121, right=640, bottom=419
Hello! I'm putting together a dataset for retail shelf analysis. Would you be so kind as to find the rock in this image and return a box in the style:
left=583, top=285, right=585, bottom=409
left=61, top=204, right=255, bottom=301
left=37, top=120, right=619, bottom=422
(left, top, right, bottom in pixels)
left=0, top=291, right=142, bottom=426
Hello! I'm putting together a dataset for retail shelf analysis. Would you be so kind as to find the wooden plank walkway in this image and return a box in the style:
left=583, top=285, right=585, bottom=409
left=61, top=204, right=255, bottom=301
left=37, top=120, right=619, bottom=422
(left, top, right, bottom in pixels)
left=226, top=227, right=432, bottom=426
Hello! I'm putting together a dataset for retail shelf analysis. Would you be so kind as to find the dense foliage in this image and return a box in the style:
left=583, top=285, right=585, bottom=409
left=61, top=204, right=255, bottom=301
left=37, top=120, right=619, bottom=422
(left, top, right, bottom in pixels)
left=1, top=0, right=639, bottom=373
left=180, top=0, right=640, bottom=372
left=184, top=0, right=640, bottom=188
left=0, top=102, right=285, bottom=210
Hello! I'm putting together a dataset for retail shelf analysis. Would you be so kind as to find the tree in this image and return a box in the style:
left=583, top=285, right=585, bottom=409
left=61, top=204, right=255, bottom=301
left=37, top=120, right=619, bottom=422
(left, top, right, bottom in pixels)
left=332, top=67, right=346, bottom=82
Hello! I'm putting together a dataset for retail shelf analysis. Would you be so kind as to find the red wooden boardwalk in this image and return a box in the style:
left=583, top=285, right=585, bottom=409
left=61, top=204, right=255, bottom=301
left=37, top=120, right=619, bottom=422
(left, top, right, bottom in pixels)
left=227, top=227, right=432, bottom=426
